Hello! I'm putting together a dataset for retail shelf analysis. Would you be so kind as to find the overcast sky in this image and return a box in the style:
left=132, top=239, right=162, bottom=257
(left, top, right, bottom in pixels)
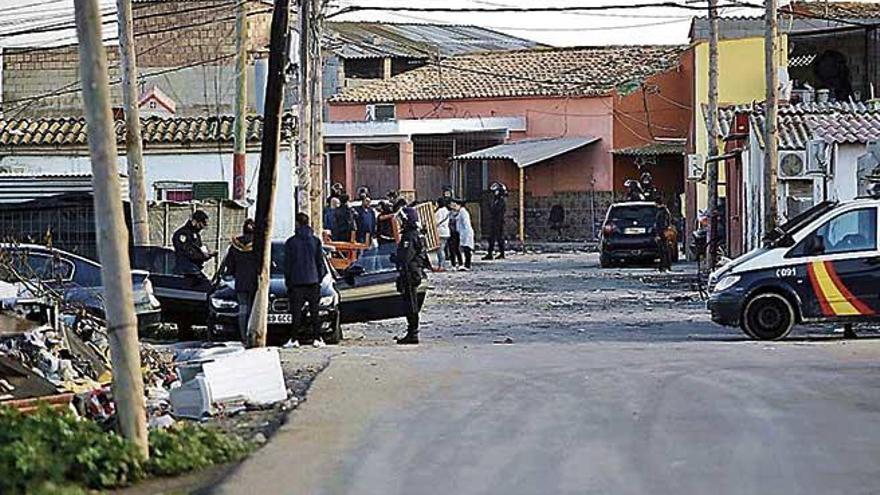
left=1, top=0, right=879, bottom=49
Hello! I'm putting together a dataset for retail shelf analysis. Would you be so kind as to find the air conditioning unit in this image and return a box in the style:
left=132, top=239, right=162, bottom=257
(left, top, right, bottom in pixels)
left=779, top=151, right=806, bottom=178
left=805, top=139, right=829, bottom=175
left=686, top=154, right=705, bottom=181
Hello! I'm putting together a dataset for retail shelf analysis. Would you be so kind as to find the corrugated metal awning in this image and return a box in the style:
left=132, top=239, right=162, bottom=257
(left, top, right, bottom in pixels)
left=450, top=136, right=600, bottom=168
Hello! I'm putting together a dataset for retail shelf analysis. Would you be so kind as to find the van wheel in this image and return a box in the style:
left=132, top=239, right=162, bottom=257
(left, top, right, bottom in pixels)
left=599, top=253, right=612, bottom=268
left=742, top=293, right=795, bottom=340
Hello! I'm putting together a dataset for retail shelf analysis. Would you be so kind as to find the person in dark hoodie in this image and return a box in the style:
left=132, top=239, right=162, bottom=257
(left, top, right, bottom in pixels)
left=331, top=193, right=356, bottom=242
left=283, top=212, right=328, bottom=347
left=224, top=218, right=257, bottom=342
left=391, top=207, right=430, bottom=345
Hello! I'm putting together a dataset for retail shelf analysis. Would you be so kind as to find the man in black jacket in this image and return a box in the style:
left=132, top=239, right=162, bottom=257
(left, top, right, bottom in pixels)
left=224, top=219, right=256, bottom=342
left=392, top=207, right=430, bottom=345
left=172, top=210, right=216, bottom=285
left=284, top=213, right=328, bottom=346
left=484, top=183, right=507, bottom=260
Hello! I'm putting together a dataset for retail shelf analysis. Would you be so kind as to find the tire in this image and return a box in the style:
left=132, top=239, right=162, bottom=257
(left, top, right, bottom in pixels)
left=741, top=293, right=795, bottom=340
left=324, top=312, right=343, bottom=345
left=599, top=253, right=612, bottom=268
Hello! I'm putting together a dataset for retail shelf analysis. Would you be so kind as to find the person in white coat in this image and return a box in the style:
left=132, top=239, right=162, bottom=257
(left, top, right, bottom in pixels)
left=450, top=200, right=475, bottom=270
left=434, top=199, right=452, bottom=271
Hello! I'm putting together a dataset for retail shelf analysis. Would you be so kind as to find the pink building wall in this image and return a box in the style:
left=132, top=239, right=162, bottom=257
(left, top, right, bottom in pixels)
left=328, top=96, right=616, bottom=191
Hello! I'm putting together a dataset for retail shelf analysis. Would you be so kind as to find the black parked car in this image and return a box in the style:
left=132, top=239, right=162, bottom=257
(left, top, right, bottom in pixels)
left=208, top=241, right=341, bottom=345
left=1, top=244, right=163, bottom=330
left=598, top=201, right=678, bottom=267
left=136, top=242, right=428, bottom=344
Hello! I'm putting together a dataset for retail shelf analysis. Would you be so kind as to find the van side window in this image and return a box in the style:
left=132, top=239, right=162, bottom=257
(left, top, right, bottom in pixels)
left=790, top=208, right=877, bottom=257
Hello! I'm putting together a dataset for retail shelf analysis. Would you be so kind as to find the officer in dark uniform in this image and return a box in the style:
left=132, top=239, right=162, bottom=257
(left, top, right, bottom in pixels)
left=392, top=207, right=430, bottom=345
left=654, top=199, right=672, bottom=272
left=484, top=182, right=507, bottom=260
left=172, top=210, right=216, bottom=285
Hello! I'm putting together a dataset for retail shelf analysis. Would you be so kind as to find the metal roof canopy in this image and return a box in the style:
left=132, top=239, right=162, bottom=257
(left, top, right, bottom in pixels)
left=450, top=136, right=600, bottom=168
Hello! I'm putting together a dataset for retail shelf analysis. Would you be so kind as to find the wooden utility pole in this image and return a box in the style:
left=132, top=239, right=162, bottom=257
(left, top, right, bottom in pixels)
left=75, top=0, right=148, bottom=457
left=706, top=0, right=720, bottom=268
left=297, top=0, right=313, bottom=222
left=116, top=0, right=150, bottom=246
left=764, top=0, right=780, bottom=234
left=308, top=0, right=325, bottom=230
left=232, top=0, right=249, bottom=201
left=247, top=0, right=290, bottom=348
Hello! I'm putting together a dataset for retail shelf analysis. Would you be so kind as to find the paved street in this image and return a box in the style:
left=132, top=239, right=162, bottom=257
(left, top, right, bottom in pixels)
left=211, top=252, right=880, bottom=495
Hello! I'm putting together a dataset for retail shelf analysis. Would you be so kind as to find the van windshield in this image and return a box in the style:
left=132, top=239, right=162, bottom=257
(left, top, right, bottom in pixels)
left=765, top=201, right=837, bottom=246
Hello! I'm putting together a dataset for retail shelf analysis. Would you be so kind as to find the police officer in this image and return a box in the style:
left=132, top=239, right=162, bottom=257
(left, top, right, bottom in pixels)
left=173, top=210, right=216, bottom=285
left=484, top=182, right=507, bottom=260
left=654, top=199, right=672, bottom=272
left=392, top=207, right=430, bottom=345
left=224, top=218, right=257, bottom=342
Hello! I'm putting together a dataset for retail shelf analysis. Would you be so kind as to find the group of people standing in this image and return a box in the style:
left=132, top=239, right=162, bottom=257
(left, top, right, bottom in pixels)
left=433, top=182, right=508, bottom=271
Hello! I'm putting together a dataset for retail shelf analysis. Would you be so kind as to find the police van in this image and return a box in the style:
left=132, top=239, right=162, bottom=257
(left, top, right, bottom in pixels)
left=708, top=196, right=880, bottom=340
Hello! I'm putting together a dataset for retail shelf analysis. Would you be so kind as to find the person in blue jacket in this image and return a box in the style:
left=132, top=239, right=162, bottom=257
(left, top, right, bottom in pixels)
left=283, top=212, right=328, bottom=347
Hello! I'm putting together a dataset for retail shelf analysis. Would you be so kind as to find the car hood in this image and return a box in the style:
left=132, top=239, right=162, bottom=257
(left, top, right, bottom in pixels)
left=709, top=247, right=771, bottom=281
left=212, top=274, right=335, bottom=300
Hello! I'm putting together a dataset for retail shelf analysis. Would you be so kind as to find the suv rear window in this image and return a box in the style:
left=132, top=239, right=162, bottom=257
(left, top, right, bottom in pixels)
left=609, top=205, right=657, bottom=226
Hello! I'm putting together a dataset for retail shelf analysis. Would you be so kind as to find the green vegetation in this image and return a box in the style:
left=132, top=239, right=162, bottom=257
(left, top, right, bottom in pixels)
left=0, top=407, right=252, bottom=495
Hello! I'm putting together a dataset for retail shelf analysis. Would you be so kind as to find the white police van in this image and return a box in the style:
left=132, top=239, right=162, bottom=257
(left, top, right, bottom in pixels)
left=708, top=196, right=880, bottom=340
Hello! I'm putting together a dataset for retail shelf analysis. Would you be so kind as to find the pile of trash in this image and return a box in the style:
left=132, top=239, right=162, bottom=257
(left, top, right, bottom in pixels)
left=1, top=279, right=289, bottom=429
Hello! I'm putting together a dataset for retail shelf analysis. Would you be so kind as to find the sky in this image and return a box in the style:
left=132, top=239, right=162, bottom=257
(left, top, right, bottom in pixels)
left=0, top=0, right=879, bottom=49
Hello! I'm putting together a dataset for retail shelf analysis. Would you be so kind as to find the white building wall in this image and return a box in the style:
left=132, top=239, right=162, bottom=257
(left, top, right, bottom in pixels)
left=0, top=148, right=298, bottom=240
left=831, top=143, right=866, bottom=202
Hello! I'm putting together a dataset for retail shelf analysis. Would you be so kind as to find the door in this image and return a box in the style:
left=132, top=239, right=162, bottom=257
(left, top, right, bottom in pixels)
left=336, top=243, right=408, bottom=324
left=725, top=154, right=744, bottom=257
left=790, top=206, right=880, bottom=318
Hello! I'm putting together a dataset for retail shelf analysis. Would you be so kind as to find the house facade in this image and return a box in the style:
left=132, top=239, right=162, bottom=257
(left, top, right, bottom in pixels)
left=327, top=45, right=692, bottom=241
left=0, top=114, right=299, bottom=238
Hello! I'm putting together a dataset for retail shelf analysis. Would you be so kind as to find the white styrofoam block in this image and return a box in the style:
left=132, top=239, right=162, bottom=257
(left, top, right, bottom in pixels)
left=201, top=347, right=286, bottom=405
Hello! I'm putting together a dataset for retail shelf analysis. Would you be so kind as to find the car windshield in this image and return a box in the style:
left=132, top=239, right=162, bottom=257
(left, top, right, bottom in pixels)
left=351, top=243, right=397, bottom=273
left=609, top=205, right=657, bottom=226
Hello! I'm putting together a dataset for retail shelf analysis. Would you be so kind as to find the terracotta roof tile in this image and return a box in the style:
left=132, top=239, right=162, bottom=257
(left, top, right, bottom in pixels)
left=0, top=114, right=295, bottom=148
left=786, top=1, right=880, bottom=19
left=718, top=101, right=880, bottom=150
left=331, top=45, right=686, bottom=104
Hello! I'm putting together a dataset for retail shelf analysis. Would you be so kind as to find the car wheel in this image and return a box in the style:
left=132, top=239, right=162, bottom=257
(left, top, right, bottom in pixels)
left=324, top=312, right=343, bottom=345
left=742, top=293, right=795, bottom=340
left=599, top=253, right=612, bottom=268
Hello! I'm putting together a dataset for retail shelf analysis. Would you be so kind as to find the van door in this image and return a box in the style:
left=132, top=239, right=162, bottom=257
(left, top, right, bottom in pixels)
left=788, top=205, right=880, bottom=318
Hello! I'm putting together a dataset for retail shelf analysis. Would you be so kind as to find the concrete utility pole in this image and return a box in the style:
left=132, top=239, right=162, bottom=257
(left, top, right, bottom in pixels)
left=297, top=0, right=313, bottom=222
left=247, top=0, right=291, bottom=348
left=706, top=0, right=720, bottom=268
left=75, top=0, right=148, bottom=457
left=308, top=0, right=325, bottom=231
left=116, top=0, right=150, bottom=246
left=232, top=0, right=249, bottom=201
left=764, top=0, right=780, bottom=234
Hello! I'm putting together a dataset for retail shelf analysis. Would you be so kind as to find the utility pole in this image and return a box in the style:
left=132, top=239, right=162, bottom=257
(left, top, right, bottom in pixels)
left=308, top=0, right=324, bottom=230
left=297, top=0, right=313, bottom=222
left=116, top=0, right=150, bottom=246
left=247, top=0, right=290, bottom=348
left=764, top=0, right=780, bottom=234
left=232, top=0, right=249, bottom=201
left=75, top=0, right=148, bottom=457
left=706, top=0, right=720, bottom=269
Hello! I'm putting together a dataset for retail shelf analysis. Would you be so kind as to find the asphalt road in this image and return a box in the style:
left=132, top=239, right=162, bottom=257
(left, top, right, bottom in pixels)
left=211, top=252, right=880, bottom=495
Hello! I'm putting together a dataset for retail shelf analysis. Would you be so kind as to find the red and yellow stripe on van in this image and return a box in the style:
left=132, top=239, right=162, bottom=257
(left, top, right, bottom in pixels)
left=806, top=261, right=875, bottom=317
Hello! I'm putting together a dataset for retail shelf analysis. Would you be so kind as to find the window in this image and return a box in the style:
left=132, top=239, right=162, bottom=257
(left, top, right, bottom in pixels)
left=790, top=207, right=877, bottom=257
left=351, top=243, right=397, bottom=274
left=22, top=253, right=75, bottom=281
left=366, top=104, right=395, bottom=122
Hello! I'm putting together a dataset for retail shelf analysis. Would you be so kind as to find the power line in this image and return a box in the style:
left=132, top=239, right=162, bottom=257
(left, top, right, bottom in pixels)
left=328, top=2, right=747, bottom=19
left=380, top=10, right=695, bottom=32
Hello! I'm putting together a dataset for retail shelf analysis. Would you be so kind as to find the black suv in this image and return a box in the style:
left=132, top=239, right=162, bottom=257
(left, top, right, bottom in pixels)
left=598, top=202, right=678, bottom=267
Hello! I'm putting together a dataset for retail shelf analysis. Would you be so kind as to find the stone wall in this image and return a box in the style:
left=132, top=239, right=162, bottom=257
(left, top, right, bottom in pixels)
left=2, top=0, right=272, bottom=118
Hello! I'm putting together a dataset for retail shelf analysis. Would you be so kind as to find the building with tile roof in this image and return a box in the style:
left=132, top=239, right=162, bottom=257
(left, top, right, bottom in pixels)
left=0, top=113, right=300, bottom=237
left=714, top=101, right=880, bottom=254
left=326, top=45, right=693, bottom=241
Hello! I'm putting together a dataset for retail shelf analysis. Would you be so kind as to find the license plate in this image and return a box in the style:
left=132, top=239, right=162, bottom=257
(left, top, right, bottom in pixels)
left=267, top=313, right=292, bottom=324
left=624, top=227, right=646, bottom=235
